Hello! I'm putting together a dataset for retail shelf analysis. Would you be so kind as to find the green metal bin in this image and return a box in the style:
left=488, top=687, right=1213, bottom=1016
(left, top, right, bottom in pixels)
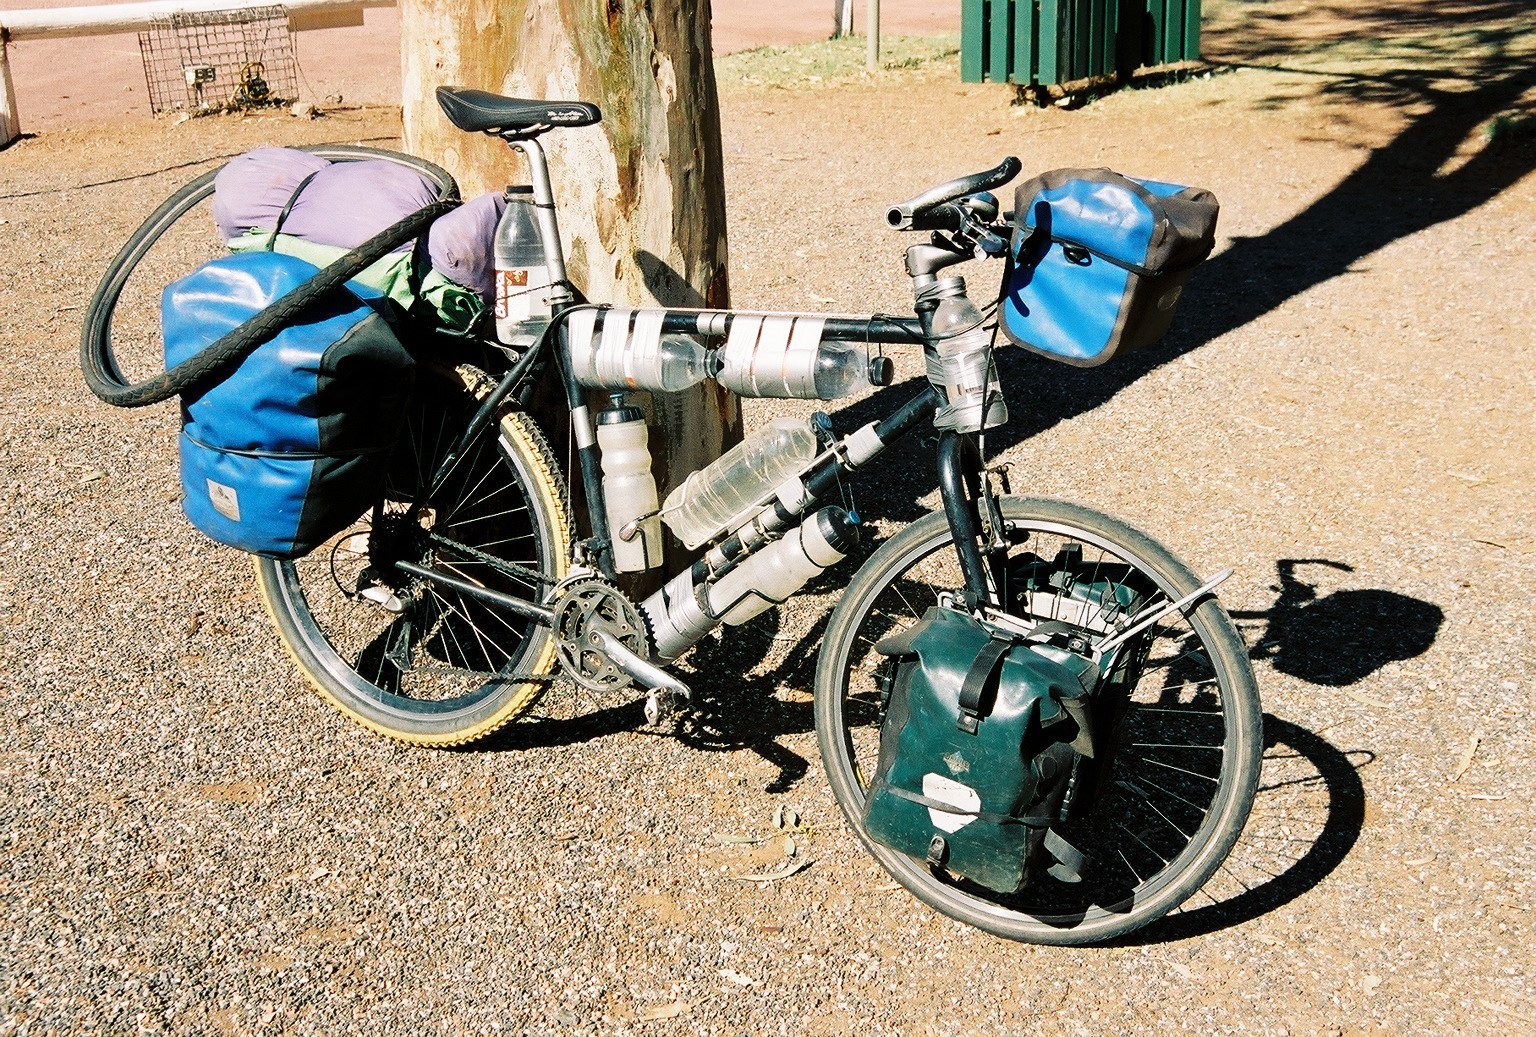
left=961, top=0, right=1202, bottom=88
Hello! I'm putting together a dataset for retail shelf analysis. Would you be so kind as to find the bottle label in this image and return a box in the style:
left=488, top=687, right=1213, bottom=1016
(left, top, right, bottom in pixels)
left=496, top=266, right=551, bottom=322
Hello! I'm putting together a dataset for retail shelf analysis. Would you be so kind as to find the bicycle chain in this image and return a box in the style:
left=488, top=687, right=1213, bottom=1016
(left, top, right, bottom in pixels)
left=426, top=531, right=554, bottom=588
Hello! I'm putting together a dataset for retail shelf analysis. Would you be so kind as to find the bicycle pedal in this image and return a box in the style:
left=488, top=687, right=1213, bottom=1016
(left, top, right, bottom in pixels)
left=643, top=686, right=689, bottom=727
left=358, top=582, right=403, bottom=613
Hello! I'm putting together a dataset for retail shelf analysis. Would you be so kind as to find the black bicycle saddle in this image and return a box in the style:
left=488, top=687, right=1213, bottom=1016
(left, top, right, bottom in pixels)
left=435, top=86, right=601, bottom=136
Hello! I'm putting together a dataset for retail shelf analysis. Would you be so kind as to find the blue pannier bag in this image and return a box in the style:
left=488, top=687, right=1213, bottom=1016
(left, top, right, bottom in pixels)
left=1001, top=168, right=1219, bottom=367
left=163, top=251, right=415, bottom=558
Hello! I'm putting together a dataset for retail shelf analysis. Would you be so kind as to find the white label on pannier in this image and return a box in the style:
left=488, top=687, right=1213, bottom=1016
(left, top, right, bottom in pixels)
left=923, top=773, right=980, bottom=834
left=207, top=479, right=241, bottom=522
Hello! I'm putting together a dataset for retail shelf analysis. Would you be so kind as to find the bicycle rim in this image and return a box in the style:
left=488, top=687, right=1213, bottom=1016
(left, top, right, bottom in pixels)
left=256, top=366, right=570, bottom=745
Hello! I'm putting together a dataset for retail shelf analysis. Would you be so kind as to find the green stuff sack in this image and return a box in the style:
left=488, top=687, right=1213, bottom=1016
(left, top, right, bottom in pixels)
left=862, top=607, right=1100, bottom=895
left=229, top=231, right=486, bottom=335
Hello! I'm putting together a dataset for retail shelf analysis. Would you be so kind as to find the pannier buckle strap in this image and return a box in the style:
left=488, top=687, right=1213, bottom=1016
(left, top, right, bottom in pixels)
left=956, top=628, right=1018, bottom=734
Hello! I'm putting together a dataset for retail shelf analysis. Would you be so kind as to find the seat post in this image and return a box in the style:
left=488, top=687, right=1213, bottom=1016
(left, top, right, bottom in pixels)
left=511, top=137, right=573, bottom=311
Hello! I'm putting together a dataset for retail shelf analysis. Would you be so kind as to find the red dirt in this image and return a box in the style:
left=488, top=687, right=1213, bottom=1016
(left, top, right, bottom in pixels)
left=2, top=1, right=958, bottom=134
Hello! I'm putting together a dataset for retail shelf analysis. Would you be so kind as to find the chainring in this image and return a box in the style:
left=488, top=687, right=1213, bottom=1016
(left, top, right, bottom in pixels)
left=551, top=576, right=650, bottom=693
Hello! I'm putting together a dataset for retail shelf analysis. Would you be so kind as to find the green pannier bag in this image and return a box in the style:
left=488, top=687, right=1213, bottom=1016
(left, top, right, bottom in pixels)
left=862, top=606, right=1105, bottom=895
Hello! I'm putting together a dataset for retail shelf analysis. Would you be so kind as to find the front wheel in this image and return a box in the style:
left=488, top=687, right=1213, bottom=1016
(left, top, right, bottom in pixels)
left=256, top=365, right=571, bottom=746
left=814, top=497, right=1261, bottom=944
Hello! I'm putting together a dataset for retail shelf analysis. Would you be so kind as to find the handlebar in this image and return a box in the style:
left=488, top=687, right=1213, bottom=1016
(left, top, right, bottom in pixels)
left=886, top=156, right=1022, bottom=231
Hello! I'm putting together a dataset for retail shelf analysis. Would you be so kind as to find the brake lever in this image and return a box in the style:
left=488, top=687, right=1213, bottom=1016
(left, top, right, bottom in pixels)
left=955, top=209, right=1009, bottom=258
left=976, top=229, right=1009, bottom=257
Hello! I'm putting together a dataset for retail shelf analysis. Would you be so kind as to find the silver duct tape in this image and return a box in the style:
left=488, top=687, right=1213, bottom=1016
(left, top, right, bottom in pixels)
left=784, top=317, right=824, bottom=397
left=594, top=307, right=634, bottom=388
left=928, top=343, right=1008, bottom=433
left=565, top=308, right=601, bottom=386
left=569, top=307, right=675, bottom=391
left=627, top=309, right=666, bottom=388
left=718, top=315, right=762, bottom=394
left=641, top=568, right=714, bottom=662
left=718, top=314, right=828, bottom=399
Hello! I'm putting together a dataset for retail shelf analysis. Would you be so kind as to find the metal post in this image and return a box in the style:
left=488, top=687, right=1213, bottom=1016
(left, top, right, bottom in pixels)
left=865, top=0, right=879, bottom=71
left=832, top=0, right=852, bottom=39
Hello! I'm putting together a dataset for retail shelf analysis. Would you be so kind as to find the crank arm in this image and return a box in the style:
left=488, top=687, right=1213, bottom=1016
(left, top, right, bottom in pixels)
left=590, top=629, right=692, bottom=708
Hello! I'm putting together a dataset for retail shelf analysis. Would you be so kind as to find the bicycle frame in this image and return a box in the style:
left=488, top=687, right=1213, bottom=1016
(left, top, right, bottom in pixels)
left=415, top=137, right=1001, bottom=632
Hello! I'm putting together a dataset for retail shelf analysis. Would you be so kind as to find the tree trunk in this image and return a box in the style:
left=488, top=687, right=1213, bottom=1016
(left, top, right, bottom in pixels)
left=399, top=0, right=739, bottom=572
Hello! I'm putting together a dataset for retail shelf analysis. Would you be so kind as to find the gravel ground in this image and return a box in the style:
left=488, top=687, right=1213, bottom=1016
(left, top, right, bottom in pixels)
left=3, top=15, right=1535, bottom=1036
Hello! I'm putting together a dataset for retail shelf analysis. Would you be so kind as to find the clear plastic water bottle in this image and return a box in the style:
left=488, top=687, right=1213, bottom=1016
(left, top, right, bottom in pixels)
left=812, top=340, right=876, bottom=399
left=494, top=185, right=551, bottom=349
left=661, top=417, right=820, bottom=549
left=647, top=335, right=712, bottom=392
left=927, top=289, right=1007, bottom=433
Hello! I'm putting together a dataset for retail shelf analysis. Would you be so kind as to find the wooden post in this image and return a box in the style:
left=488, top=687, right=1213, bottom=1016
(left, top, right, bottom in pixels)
left=1, top=40, right=19, bottom=147
left=400, top=0, right=740, bottom=571
left=866, top=0, right=880, bottom=71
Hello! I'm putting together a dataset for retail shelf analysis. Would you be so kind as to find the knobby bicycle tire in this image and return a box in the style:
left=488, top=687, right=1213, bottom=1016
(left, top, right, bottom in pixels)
left=255, top=365, right=571, bottom=746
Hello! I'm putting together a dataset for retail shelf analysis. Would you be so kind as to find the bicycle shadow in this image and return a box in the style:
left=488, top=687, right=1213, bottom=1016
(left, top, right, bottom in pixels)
left=1234, top=559, right=1445, bottom=687
left=479, top=559, right=1433, bottom=941
left=1114, top=714, right=1374, bottom=945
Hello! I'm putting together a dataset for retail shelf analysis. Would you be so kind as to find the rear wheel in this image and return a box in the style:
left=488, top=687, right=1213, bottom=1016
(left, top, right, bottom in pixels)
left=256, top=365, right=570, bottom=746
left=814, top=497, right=1261, bottom=944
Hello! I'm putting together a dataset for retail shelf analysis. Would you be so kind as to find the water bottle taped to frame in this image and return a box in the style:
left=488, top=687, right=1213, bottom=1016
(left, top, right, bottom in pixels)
left=563, top=308, right=875, bottom=400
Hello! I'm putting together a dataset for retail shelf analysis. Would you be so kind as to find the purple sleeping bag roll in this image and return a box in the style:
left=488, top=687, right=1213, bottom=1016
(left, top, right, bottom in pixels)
left=425, top=192, right=505, bottom=304
left=281, top=159, right=441, bottom=254
left=213, top=149, right=502, bottom=304
left=212, top=148, right=332, bottom=243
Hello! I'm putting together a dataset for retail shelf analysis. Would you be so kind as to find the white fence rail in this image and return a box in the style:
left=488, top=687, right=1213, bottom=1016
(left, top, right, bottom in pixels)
left=0, top=0, right=396, bottom=146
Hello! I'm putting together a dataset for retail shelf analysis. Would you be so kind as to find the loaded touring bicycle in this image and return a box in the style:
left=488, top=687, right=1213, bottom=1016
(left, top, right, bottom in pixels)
left=83, top=86, right=1261, bottom=944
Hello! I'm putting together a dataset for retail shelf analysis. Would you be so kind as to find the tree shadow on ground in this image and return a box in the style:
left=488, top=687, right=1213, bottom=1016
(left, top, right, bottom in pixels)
left=822, top=0, right=1535, bottom=525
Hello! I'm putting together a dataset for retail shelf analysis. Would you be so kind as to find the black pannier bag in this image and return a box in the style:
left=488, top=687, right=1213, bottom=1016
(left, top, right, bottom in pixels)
left=1000, top=168, right=1219, bottom=367
left=860, top=606, right=1103, bottom=895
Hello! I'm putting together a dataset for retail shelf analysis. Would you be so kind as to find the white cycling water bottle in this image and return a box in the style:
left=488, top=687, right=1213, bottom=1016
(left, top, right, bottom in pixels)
left=494, top=185, right=552, bottom=348
left=640, top=506, right=860, bottom=661
left=596, top=396, right=664, bottom=573
left=710, top=507, right=859, bottom=624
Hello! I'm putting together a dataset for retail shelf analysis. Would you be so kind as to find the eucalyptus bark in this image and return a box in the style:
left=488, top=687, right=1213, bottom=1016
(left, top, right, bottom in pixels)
left=400, top=0, right=739, bottom=568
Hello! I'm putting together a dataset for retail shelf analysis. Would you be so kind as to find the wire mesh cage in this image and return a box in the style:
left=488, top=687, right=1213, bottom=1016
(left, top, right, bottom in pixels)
left=138, top=6, right=301, bottom=116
